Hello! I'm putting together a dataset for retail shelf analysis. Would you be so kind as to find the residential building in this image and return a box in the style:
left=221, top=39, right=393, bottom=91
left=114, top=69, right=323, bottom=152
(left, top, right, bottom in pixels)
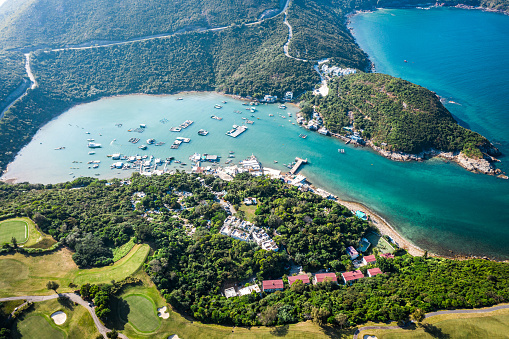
left=341, top=270, right=364, bottom=284
left=313, top=273, right=338, bottom=285
left=367, top=268, right=383, bottom=277
left=363, top=255, right=376, bottom=265
left=262, top=279, right=284, bottom=292
left=224, top=287, right=237, bottom=298
left=263, top=95, right=277, bottom=103
left=346, top=246, right=359, bottom=260
left=288, top=274, right=310, bottom=286
left=238, top=284, right=261, bottom=296
left=284, top=91, right=293, bottom=101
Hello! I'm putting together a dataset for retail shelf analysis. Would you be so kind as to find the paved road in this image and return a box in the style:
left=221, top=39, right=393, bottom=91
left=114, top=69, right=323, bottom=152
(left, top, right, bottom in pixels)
left=353, top=304, right=509, bottom=339
left=0, top=293, right=128, bottom=339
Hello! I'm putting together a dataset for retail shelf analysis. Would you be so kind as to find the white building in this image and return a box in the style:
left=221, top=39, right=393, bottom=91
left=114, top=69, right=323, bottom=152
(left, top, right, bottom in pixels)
left=263, top=95, right=277, bottom=103
left=284, top=92, right=293, bottom=101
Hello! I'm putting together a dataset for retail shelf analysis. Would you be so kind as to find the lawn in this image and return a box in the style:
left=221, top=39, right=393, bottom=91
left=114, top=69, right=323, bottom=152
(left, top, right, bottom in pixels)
left=0, top=244, right=149, bottom=297
left=357, top=307, right=509, bottom=339
left=238, top=204, right=257, bottom=223
left=0, top=219, right=28, bottom=244
left=15, top=314, right=65, bottom=339
left=365, top=232, right=394, bottom=254
left=13, top=298, right=99, bottom=338
left=110, top=271, right=354, bottom=339
left=119, top=294, right=160, bottom=333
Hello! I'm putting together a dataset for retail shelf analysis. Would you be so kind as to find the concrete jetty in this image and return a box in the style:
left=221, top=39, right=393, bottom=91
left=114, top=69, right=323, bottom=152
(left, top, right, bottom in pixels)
left=290, top=157, right=307, bottom=174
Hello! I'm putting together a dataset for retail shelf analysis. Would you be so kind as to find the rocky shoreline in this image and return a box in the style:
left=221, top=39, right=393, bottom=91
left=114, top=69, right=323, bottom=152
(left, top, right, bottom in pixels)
left=368, top=141, right=507, bottom=178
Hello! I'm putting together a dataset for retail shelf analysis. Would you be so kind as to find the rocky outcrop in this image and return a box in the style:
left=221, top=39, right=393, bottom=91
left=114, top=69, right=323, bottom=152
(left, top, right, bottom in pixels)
left=367, top=140, right=506, bottom=177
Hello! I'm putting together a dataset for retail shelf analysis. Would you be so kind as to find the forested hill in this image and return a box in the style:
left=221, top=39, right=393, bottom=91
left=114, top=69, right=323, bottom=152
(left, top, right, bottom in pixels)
left=309, top=73, right=498, bottom=157
left=0, top=0, right=280, bottom=49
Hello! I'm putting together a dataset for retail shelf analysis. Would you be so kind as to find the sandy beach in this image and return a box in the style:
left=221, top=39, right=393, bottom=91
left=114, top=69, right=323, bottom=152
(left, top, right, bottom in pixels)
left=335, top=199, right=427, bottom=257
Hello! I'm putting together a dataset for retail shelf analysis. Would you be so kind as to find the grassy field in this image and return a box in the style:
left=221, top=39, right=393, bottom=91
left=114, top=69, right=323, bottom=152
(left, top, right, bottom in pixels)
left=0, top=244, right=150, bottom=297
left=110, top=271, right=354, bottom=339
left=358, top=306, right=509, bottom=339
left=120, top=294, right=160, bottom=333
left=13, top=298, right=99, bottom=338
left=238, top=204, right=257, bottom=223
left=365, top=233, right=394, bottom=254
left=0, top=219, right=28, bottom=244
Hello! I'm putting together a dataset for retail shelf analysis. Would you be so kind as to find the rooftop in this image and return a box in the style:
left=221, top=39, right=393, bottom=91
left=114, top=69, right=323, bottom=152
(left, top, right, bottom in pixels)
left=262, top=279, right=284, bottom=290
left=341, top=270, right=364, bottom=282
left=367, top=268, right=383, bottom=277
left=314, top=273, right=337, bottom=284
left=288, top=274, right=310, bottom=286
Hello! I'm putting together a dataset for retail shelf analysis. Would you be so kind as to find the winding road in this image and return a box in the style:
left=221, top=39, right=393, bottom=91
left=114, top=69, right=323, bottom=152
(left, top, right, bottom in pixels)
left=0, top=293, right=128, bottom=339
left=0, top=0, right=328, bottom=124
left=352, top=304, right=509, bottom=339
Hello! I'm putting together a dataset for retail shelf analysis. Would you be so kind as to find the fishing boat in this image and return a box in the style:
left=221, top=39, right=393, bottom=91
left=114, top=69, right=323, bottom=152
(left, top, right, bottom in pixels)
left=299, top=134, right=307, bottom=139
left=147, top=138, right=155, bottom=144
left=269, top=114, right=274, bottom=117
left=54, top=146, right=65, bottom=150
left=229, top=151, right=234, bottom=154
left=228, top=154, right=235, bottom=158
left=274, top=160, right=278, bottom=163
left=87, top=142, right=102, bottom=148
left=170, top=127, right=182, bottom=132
left=214, top=104, right=222, bottom=109
left=211, top=115, right=222, bottom=120
left=88, top=151, right=95, bottom=155
left=279, top=104, right=287, bottom=109
left=198, top=129, right=209, bottom=136
left=138, top=145, right=147, bottom=150
left=177, top=97, right=183, bottom=100
left=155, top=142, right=165, bottom=146
left=250, top=107, right=257, bottom=113
left=87, top=138, right=94, bottom=142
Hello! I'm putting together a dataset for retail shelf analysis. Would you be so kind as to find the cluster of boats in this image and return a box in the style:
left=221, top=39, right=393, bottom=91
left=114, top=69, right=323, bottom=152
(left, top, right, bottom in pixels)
left=171, top=137, right=191, bottom=149
left=170, top=120, right=193, bottom=132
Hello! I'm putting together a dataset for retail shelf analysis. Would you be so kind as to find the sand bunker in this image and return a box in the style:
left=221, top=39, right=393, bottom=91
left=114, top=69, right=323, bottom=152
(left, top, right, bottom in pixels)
left=157, top=306, right=170, bottom=319
left=51, top=311, right=67, bottom=325
left=363, top=336, right=377, bottom=339
left=168, top=335, right=181, bottom=339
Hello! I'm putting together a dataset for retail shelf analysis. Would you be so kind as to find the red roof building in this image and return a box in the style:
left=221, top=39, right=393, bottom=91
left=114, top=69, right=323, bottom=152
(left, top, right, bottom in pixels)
left=341, top=270, right=364, bottom=284
left=287, top=274, right=310, bottom=286
left=367, top=268, right=383, bottom=277
left=262, top=279, right=284, bottom=292
left=313, top=273, right=338, bottom=285
left=362, top=255, right=376, bottom=265
left=380, top=253, right=395, bottom=259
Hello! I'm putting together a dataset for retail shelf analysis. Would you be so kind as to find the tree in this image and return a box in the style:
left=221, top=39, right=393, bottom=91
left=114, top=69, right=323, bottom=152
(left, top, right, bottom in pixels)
left=106, top=329, right=119, bottom=338
left=11, top=237, right=17, bottom=248
left=411, top=308, right=425, bottom=325
left=46, top=281, right=59, bottom=292
left=311, top=307, right=330, bottom=326
left=335, top=313, right=348, bottom=329
left=259, top=306, right=278, bottom=326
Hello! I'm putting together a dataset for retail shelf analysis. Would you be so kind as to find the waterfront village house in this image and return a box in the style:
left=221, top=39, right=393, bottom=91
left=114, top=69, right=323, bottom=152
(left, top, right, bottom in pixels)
left=287, top=274, right=310, bottom=287
left=367, top=268, right=383, bottom=277
left=263, top=94, right=277, bottom=103
left=346, top=246, right=359, bottom=260
left=284, top=91, right=293, bottom=101
left=381, top=253, right=395, bottom=259
left=341, top=270, right=364, bottom=285
left=262, top=279, right=284, bottom=292
left=362, top=254, right=376, bottom=266
left=313, top=273, right=338, bottom=285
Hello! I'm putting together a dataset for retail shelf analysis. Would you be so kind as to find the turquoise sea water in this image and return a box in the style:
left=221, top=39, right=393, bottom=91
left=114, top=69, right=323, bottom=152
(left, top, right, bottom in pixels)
left=3, top=8, right=509, bottom=258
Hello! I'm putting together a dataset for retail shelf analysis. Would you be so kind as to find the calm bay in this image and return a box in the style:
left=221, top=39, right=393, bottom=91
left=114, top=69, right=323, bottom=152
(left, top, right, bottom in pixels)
left=2, top=7, right=509, bottom=259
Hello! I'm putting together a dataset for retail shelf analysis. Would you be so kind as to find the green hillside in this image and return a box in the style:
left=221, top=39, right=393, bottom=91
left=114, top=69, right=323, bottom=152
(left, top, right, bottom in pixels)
left=310, top=73, right=498, bottom=157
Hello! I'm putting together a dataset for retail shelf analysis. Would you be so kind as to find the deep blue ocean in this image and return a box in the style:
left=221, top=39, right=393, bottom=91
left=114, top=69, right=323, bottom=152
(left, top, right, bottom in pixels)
left=3, top=7, right=509, bottom=259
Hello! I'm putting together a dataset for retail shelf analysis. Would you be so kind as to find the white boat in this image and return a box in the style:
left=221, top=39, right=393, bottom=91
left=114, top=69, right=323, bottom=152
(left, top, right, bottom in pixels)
left=140, top=124, right=146, bottom=128
left=198, top=129, right=209, bottom=136
left=250, top=107, right=256, bottom=113
left=170, top=127, right=182, bottom=132
left=88, top=151, right=95, bottom=155
left=87, top=142, right=102, bottom=148
left=147, top=138, right=155, bottom=144
left=87, top=138, right=94, bottom=142
left=214, top=104, right=222, bottom=109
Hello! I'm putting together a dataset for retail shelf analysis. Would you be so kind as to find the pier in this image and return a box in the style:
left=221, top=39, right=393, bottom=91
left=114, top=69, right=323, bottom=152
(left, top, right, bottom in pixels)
left=290, top=157, right=307, bottom=174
